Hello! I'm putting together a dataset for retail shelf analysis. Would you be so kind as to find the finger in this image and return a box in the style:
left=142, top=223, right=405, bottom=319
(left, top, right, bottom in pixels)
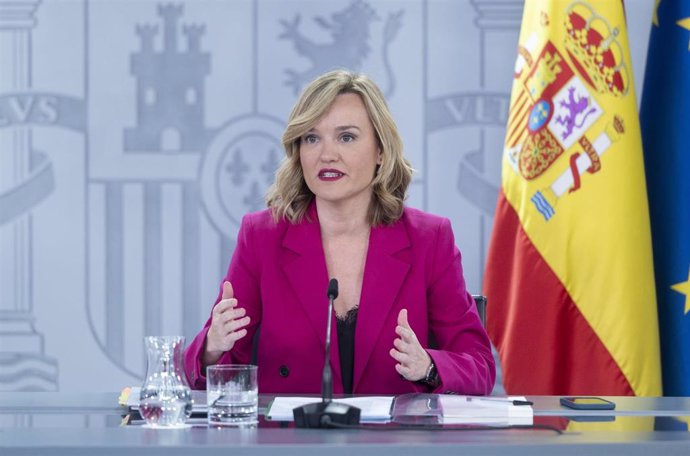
left=225, top=316, right=251, bottom=333
left=397, top=309, right=410, bottom=329
left=227, top=328, right=247, bottom=343
left=389, top=347, right=410, bottom=364
left=221, top=281, right=234, bottom=300
left=395, top=324, right=416, bottom=343
left=395, top=363, right=412, bottom=379
left=213, top=298, right=237, bottom=318
left=218, top=306, right=245, bottom=324
left=393, top=337, right=408, bottom=352
left=217, top=328, right=247, bottom=351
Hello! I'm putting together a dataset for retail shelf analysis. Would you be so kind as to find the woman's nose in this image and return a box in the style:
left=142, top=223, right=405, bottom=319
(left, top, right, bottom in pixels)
left=318, top=140, right=338, bottom=162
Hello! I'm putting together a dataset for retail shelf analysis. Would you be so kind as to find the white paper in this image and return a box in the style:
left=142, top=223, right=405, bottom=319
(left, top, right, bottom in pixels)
left=267, top=396, right=394, bottom=423
left=438, top=395, right=533, bottom=425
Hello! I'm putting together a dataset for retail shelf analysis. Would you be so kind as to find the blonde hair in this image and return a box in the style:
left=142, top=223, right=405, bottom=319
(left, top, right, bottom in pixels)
left=266, top=70, right=413, bottom=226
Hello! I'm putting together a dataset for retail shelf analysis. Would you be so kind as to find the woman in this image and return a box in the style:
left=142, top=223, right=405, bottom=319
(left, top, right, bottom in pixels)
left=185, top=70, right=495, bottom=395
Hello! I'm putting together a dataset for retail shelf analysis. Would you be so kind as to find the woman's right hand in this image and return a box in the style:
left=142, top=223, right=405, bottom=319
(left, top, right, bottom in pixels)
left=203, top=281, right=251, bottom=366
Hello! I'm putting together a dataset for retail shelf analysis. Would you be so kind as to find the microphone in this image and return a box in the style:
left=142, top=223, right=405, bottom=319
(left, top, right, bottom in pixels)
left=293, top=278, right=361, bottom=428
left=322, top=278, right=338, bottom=402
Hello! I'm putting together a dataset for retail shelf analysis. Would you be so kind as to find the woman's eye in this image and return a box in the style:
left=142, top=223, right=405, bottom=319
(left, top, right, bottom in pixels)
left=341, top=133, right=356, bottom=143
left=303, top=134, right=318, bottom=144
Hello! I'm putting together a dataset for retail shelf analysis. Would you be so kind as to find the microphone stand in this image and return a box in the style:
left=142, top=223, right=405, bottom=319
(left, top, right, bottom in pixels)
left=293, top=279, right=361, bottom=428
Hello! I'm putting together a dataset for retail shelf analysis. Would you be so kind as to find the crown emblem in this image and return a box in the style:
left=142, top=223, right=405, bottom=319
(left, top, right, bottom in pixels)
left=563, top=2, right=629, bottom=97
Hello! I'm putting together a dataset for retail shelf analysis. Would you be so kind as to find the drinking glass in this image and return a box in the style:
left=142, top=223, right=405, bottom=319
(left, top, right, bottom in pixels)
left=207, top=364, right=258, bottom=427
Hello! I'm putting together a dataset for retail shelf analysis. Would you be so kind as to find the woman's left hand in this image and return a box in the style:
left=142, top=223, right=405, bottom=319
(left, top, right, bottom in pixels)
left=390, top=309, right=432, bottom=382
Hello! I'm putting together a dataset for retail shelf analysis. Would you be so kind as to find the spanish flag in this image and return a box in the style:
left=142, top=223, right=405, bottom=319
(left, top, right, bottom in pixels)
left=484, top=0, right=662, bottom=396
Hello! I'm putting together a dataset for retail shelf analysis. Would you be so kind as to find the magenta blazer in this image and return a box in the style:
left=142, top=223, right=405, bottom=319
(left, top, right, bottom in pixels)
left=185, top=203, right=495, bottom=395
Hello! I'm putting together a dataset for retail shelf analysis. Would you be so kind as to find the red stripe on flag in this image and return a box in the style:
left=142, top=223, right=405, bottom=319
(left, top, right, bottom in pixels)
left=506, top=96, right=529, bottom=144
left=506, top=92, right=528, bottom=130
left=484, top=190, right=634, bottom=395
left=509, top=130, right=528, bottom=150
left=507, top=110, right=530, bottom=147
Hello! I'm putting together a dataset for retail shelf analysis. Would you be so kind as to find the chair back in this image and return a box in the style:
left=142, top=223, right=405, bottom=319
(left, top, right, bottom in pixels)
left=472, top=294, right=487, bottom=328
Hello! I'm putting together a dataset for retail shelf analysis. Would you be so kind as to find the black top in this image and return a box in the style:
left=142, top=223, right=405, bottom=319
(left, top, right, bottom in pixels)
left=336, top=307, right=358, bottom=395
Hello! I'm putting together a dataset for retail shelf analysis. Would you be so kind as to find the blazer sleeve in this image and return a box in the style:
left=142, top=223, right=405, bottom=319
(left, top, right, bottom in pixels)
left=184, top=214, right=263, bottom=389
left=425, top=218, right=496, bottom=395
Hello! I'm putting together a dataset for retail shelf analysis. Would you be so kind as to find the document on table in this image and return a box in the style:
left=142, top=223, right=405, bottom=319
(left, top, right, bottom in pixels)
left=266, top=397, right=394, bottom=423
left=438, top=395, right=533, bottom=425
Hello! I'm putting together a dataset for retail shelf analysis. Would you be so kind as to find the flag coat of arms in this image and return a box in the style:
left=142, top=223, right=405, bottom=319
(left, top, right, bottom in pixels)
left=484, top=0, right=662, bottom=395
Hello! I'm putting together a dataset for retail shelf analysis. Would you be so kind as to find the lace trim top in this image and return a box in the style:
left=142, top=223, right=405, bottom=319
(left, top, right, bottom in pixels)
left=336, top=307, right=358, bottom=395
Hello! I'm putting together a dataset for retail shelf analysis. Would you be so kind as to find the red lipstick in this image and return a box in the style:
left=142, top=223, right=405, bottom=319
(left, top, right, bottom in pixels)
left=318, top=169, right=345, bottom=181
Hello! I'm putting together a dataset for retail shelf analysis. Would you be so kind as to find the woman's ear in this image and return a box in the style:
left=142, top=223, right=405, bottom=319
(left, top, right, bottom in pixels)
left=377, top=148, right=383, bottom=165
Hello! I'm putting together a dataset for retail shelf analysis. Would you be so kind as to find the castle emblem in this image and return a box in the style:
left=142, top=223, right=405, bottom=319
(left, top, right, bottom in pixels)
left=82, top=3, right=286, bottom=378
left=124, top=4, right=212, bottom=152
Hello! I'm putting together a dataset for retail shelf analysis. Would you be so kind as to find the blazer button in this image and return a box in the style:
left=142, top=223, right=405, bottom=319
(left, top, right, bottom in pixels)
left=279, top=365, right=290, bottom=377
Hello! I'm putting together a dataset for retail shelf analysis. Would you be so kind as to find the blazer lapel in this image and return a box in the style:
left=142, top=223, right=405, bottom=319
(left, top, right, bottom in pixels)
left=281, top=209, right=329, bottom=347
left=280, top=205, right=343, bottom=389
left=353, top=220, right=411, bottom=391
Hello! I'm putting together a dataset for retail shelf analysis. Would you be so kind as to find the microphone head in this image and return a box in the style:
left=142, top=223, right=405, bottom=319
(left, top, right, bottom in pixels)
left=327, top=278, right=339, bottom=300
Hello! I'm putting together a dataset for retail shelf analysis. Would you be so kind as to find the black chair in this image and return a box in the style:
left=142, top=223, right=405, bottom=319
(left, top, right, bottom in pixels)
left=472, top=294, right=487, bottom=328
left=427, top=294, right=487, bottom=349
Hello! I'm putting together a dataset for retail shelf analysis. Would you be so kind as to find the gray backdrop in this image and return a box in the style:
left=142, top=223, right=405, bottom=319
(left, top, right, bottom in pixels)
left=0, top=0, right=653, bottom=398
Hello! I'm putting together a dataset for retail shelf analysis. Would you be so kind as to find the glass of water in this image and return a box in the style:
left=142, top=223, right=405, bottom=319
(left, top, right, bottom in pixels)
left=206, top=364, right=258, bottom=427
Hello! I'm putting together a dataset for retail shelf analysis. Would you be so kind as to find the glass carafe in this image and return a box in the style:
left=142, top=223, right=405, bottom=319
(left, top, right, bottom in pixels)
left=139, top=336, right=193, bottom=427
